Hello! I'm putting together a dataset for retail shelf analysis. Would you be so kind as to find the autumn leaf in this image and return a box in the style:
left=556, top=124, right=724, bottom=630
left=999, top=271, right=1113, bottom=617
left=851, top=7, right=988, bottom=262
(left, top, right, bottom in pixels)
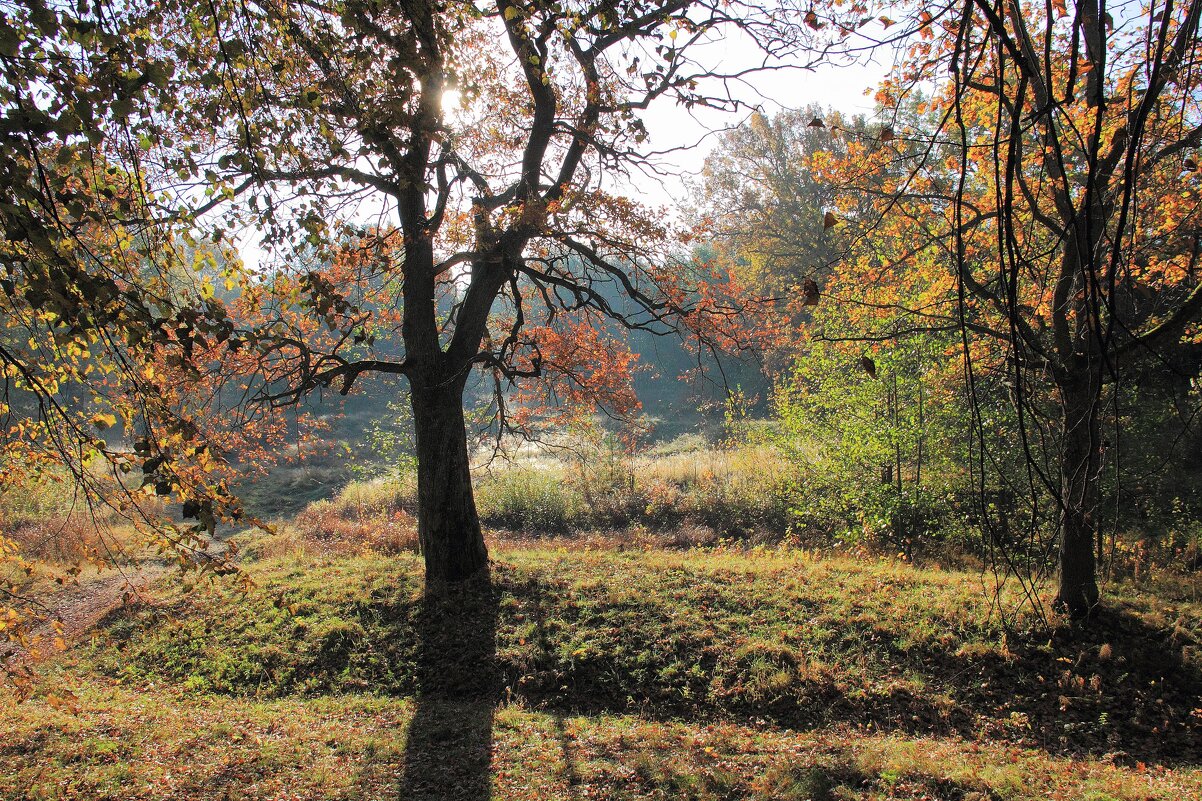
left=91, top=412, right=117, bottom=430
left=860, top=355, right=877, bottom=379
left=804, top=10, right=823, bottom=30
left=809, top=117, right=825, bottom=129
left=880, top=126, right=895, bottom=143
left=44, top=690, right=80, bottom=713
left=879, top=16, right=895, bottom=28
left=823, top=210, right=839, bottom=229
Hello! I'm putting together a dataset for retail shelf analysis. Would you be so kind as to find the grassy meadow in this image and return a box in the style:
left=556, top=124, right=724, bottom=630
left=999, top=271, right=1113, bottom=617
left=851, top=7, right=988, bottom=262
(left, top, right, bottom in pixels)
left=2, top=511, right=1200, bottom=800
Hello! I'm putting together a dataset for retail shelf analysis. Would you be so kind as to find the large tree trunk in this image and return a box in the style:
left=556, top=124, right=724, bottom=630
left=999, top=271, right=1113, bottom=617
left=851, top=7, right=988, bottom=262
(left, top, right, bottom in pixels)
left=1055, top=375, right=1102, bottom=618
left=411, top=376, right=489, bottom=585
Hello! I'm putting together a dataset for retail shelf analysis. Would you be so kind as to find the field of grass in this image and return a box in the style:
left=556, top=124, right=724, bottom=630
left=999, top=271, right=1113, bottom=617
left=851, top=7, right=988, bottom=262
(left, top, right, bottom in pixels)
left=2, top=539, right=1199, bottom=800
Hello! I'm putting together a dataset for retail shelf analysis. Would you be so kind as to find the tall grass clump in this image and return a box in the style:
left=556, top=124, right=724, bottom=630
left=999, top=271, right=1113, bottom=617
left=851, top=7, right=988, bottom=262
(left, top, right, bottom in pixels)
left=474, top=467, right=585, bottom=533
left=0, top=468, right=160, bottom=570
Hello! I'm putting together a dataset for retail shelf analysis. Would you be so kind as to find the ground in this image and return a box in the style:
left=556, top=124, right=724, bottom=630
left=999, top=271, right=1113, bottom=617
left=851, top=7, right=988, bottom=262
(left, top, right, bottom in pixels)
left=1, top=541, right=1199, bottom=800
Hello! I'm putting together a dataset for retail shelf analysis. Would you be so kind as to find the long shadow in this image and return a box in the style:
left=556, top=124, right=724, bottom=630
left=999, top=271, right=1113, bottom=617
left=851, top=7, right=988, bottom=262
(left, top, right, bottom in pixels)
left=499, top=574, right=1202, bottom=766
left=396, top=572, right=500, bottom=801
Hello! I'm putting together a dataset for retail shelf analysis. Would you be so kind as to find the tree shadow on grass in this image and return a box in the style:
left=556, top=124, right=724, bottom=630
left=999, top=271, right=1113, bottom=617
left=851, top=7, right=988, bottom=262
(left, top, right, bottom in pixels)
left=493, top=571, right=1201, bottom=766
left=396, top=572, right=500, bottom=801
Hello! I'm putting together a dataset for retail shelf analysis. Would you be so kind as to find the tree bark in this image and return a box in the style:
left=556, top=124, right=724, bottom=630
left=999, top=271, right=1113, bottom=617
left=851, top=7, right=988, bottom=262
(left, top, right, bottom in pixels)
left=1055, top=374, right=1102, bottom=618
left=411, top=375, right=489, bottom=585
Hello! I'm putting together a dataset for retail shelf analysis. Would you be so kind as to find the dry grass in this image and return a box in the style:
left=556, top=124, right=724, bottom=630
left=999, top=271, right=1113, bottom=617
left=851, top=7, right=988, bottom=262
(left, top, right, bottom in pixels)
left=300, top=440, right=799, bottom=541
left=281, top=487, right=420, bottom=558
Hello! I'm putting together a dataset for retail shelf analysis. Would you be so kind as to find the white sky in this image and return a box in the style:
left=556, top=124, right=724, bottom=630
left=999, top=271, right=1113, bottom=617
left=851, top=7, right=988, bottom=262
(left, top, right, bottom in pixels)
left=626, top=50, right=888, bottom=211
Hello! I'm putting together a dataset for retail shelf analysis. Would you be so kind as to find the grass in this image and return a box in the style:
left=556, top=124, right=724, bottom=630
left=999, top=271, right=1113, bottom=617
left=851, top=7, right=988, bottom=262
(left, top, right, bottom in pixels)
left=2, top=542, right=1199, bottom=800
left=3, top=687, right=1198, bottom=801
left=0, top=471, right=162, bottom=572
left=295, top=442, right=801, bottom=545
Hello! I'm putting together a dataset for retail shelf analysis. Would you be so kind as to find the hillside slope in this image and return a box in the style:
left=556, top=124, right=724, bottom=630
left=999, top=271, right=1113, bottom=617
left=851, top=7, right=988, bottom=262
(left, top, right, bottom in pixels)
left=2, top=546, right=1199, bottom=800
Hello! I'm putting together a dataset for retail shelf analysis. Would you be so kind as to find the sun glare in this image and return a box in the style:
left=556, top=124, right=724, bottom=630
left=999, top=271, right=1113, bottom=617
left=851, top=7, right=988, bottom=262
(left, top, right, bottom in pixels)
left=440, top=88, right=462, bottom=115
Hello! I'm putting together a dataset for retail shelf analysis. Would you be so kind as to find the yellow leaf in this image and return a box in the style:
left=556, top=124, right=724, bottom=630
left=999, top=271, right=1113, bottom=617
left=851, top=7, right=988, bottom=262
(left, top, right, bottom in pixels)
left=91, top=413, right=117, bottom=431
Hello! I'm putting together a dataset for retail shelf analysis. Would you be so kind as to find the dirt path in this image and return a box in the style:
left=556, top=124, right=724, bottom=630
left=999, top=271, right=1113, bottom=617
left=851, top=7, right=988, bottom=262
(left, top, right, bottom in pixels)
left=2, top=562, right=170, bottom=669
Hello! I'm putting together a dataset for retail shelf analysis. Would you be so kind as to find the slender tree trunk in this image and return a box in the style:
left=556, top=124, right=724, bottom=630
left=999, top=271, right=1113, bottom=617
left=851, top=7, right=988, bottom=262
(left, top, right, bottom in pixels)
left=1055, top=374, right=1102, bottom=617
left=411, top=376, right=489, bottom=585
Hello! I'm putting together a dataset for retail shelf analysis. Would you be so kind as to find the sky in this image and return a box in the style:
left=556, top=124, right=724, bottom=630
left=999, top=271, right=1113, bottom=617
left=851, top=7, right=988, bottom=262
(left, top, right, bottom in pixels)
left=625, top=32, right=889, bottom=211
